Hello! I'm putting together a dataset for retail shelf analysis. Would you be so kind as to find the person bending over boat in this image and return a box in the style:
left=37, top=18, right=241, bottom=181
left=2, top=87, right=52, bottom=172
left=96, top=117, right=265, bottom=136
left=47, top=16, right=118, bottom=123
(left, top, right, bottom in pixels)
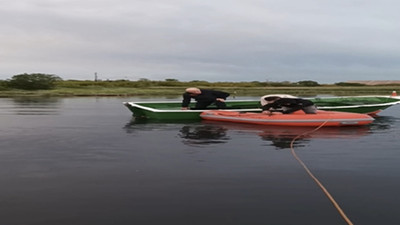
left=261, top=96, right=317, bottom=114
left=182, top=88, right=230, bottom=110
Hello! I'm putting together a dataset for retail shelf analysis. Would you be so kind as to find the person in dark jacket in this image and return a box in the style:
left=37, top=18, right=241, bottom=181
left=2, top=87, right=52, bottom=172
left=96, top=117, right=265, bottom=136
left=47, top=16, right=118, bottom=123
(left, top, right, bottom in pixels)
left=181, top=88, right=230, bottom=110
left=261, top=96, right=317, bottom=114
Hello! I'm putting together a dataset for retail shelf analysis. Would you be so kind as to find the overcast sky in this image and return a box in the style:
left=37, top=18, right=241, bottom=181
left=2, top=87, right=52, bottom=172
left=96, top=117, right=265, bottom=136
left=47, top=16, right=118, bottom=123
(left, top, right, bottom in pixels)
left=1, top=0, right=400, bottom=83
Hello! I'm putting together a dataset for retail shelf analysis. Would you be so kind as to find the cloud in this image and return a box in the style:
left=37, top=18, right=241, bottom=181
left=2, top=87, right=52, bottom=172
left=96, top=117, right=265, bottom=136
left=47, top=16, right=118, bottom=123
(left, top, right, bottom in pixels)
left=1, top=0, right=400, bottom=83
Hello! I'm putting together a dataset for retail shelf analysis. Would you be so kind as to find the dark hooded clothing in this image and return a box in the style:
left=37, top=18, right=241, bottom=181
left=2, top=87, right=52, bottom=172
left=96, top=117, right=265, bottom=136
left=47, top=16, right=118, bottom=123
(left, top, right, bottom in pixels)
left=182, top=89, right=230, bottom=109
left=261, top=98, right=316, bottom=114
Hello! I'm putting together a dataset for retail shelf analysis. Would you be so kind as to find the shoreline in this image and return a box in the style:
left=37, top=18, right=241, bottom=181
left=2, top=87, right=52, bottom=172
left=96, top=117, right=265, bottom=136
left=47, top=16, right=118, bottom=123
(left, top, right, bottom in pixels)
left=1, top=86, right=399, bottom=97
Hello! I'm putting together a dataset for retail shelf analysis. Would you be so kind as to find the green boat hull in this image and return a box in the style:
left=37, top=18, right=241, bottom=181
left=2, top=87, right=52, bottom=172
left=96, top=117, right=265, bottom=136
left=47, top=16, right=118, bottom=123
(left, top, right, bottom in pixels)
left=124, top=100, right=261, bottom=120
left=312, top=96, right=399, bottom=114
left=124, top=96, right=400, bottom=120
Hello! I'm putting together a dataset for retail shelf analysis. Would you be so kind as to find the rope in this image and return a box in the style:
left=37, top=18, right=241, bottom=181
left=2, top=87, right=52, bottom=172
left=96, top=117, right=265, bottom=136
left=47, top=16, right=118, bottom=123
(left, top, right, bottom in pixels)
left=290, top=121, right=354, bottom=225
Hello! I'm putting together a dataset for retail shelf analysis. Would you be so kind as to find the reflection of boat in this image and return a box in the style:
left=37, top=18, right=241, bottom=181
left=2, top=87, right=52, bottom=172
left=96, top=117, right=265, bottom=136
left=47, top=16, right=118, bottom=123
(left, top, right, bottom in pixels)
left=178, top=125, right=230, bottom=146
left=201, top=121, right=371, bottom=149
left=200, top=110, right=374, bottom=127
left=258, top=125, right=370, bottom=149
left=123, top=94, right=400, bottom=120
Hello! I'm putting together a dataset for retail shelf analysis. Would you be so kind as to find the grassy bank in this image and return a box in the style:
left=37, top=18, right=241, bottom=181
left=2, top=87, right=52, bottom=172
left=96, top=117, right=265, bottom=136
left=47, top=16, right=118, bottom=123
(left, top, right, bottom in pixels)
left=0, top=85, right=399, bottom=97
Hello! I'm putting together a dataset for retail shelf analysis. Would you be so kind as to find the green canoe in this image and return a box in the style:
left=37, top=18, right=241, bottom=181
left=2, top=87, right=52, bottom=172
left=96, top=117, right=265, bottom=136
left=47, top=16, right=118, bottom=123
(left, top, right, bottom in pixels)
left=124, top=95, right=400, bottom=120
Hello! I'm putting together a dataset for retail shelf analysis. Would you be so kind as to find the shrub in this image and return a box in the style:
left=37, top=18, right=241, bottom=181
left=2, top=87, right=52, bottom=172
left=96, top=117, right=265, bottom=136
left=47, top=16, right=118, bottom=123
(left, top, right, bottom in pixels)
left=335, top=82, right=366, bottom=86
left=296, top=80, right=320, bottom=86
left=0, top=80, right=9, bottom=90
left=8, top=73, right=62, bottom=90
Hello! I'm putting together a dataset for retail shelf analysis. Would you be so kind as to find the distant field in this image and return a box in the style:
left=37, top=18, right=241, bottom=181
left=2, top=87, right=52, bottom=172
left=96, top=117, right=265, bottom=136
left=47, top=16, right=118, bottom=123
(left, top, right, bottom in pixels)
left=0, top=85, right=399, bottom=97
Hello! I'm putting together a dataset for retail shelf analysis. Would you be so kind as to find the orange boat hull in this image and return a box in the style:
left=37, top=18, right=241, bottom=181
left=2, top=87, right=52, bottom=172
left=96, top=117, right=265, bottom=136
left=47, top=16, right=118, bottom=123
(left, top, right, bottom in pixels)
left=200, top=110, right=374, bottom=127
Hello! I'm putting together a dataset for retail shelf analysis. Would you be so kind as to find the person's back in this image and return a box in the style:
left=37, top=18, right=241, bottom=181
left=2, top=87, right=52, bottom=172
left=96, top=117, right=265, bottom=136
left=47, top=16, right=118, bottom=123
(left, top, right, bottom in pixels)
left=260, top=94, right=297, bottom=106
left=261, top=96, right=316, bottom=114
left=182, top=88, right=230, bottom=110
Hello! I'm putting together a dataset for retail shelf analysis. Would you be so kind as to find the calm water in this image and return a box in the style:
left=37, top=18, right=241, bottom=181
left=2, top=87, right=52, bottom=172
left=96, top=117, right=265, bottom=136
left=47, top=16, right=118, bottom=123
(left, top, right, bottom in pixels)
left=0, top=97, right=399, bottom=225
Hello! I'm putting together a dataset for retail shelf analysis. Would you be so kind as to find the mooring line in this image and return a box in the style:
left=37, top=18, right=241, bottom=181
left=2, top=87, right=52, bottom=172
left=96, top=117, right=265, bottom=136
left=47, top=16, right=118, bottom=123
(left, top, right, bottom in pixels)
left=290, top=121, right=354, bottom=225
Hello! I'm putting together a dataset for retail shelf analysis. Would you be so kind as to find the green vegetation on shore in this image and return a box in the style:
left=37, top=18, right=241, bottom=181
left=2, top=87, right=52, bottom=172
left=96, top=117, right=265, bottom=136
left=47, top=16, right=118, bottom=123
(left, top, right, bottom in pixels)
left=1, top=82, right=399, bottom=97
left=1, top=74, right=399, bottom=97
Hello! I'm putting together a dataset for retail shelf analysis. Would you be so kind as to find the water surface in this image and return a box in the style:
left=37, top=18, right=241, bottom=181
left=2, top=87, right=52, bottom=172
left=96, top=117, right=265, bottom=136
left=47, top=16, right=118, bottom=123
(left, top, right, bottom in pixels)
left=0, top=97, right=399, bottom=225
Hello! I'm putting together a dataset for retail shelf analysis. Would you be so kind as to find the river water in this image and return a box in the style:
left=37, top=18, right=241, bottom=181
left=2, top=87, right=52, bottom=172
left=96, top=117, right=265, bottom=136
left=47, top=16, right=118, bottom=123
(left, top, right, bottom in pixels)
left=0, top=96, right=399, bottom=225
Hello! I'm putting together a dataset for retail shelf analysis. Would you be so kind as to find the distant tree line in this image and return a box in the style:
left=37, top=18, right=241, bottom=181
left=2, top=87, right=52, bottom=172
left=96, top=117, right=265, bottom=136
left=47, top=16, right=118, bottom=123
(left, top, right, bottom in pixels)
left=1, top=73, right=61, bottom=90
left=2, top=73, right=400, bottom=91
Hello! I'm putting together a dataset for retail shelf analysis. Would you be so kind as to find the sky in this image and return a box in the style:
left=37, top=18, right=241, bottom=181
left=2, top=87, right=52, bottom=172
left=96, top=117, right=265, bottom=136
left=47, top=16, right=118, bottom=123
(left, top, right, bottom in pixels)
left=1, top=0, right=400, bottom=83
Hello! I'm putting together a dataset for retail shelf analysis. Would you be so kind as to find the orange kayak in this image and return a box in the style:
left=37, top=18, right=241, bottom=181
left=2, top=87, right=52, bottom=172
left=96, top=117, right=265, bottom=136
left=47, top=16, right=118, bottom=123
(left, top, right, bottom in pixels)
left=200, top=110, right=374, bottom=127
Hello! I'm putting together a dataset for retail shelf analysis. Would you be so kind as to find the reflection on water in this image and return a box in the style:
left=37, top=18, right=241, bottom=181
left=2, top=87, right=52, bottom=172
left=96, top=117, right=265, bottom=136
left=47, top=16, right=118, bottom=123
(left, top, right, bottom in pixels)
left=123, top=118, right=199, bottom=134
left=174, top=121, right=373, bottom=149
left=124, top=114, right=395, bottom=149
left=124, top=119, right=230, bottom=146
left=178, top=125, right=230, bottom=146
left=193, top=121, right=375, bottom=149
left=0, top=97, right=62, bottom=115
left=259, top=130, right=310, bottom=149
left=369, top=115, right=398, bottom=131
left=259, top=125, right=371, bottom=149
